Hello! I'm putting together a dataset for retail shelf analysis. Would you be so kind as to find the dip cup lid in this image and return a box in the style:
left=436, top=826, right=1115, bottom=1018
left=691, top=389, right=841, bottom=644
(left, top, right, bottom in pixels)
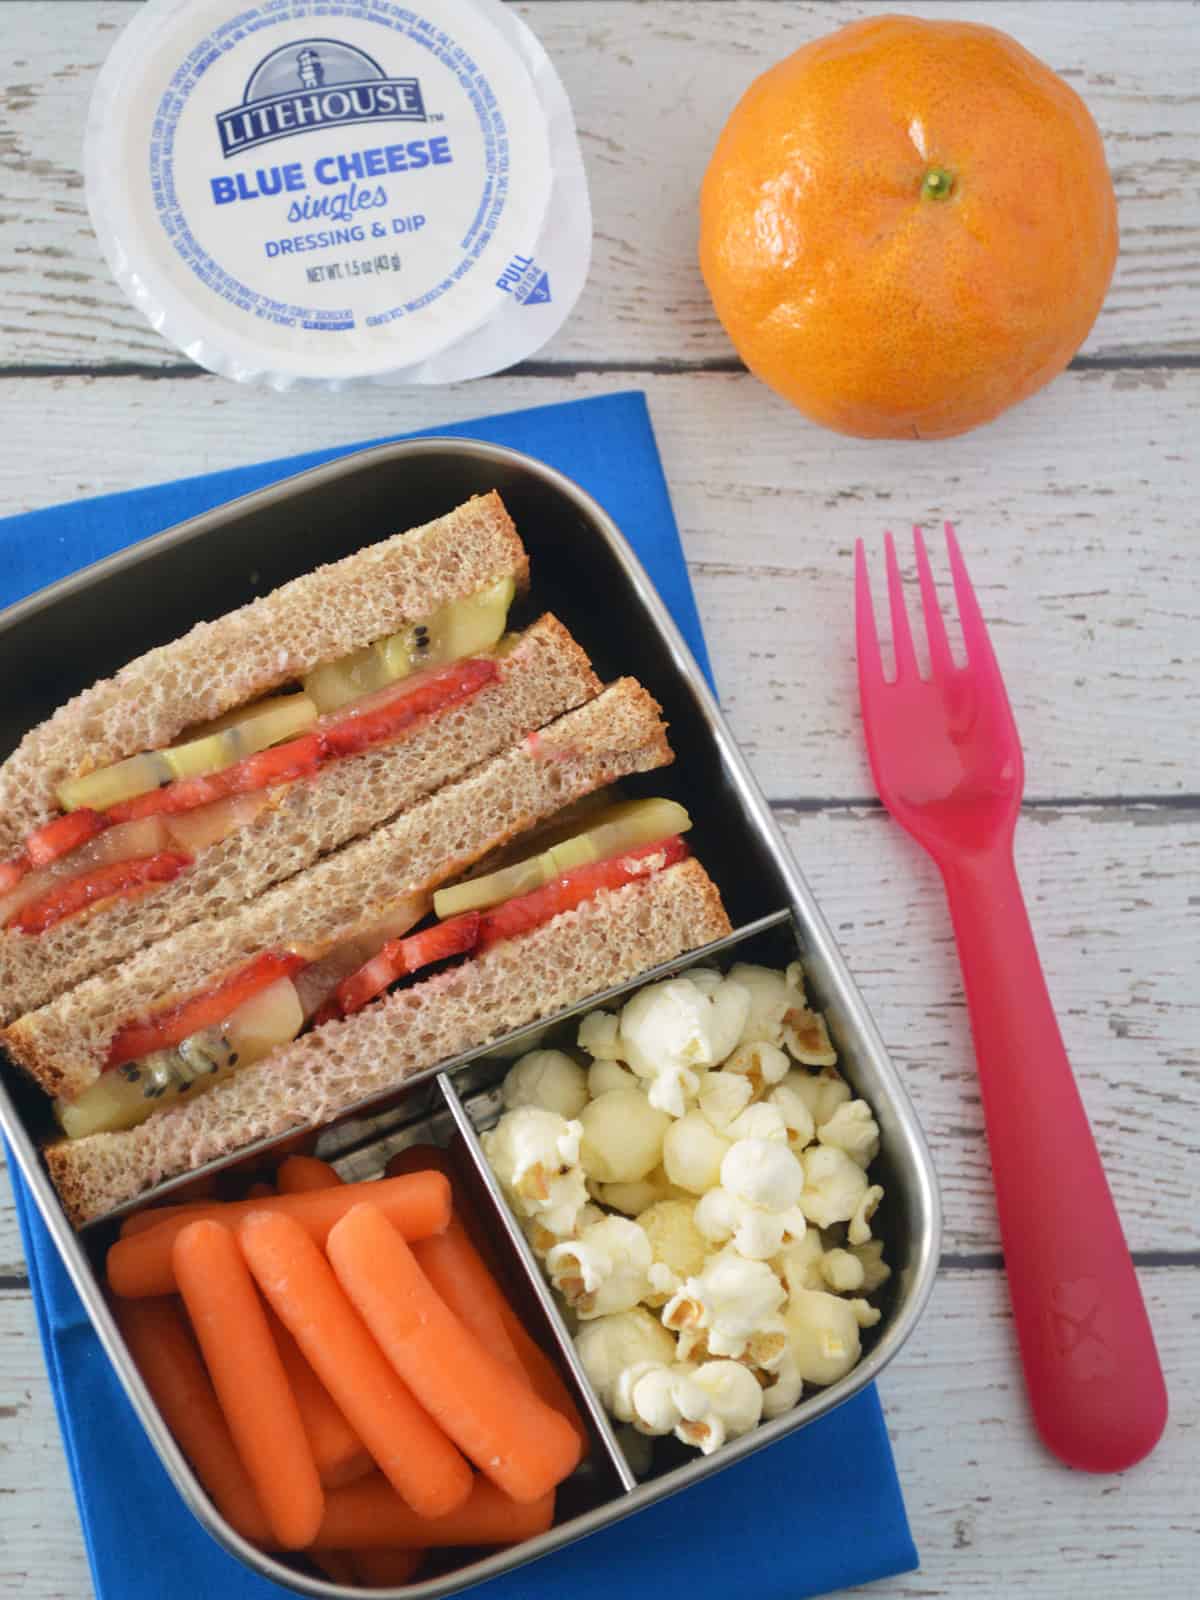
left=86, top=0, right=589, bottom=386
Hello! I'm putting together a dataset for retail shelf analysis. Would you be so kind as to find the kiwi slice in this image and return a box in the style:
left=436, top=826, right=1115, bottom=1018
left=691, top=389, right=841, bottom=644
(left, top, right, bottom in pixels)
left=162, top=694, right=317, bottom=780
left=433, top=798, right=692, bottom=919
left=56, top=977, right=304, bottom=1139
left=57, top=751, right=174, bottom=814
left=303, top=577, right=516, bottom=714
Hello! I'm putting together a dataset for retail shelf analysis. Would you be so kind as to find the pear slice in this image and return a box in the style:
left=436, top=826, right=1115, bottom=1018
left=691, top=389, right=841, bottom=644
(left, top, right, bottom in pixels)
left=57, top=751, right=173, bottom=813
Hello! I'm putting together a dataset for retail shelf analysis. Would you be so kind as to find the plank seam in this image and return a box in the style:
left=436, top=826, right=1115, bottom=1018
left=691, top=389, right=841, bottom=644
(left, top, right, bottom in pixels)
left=0, top=353, right=1197, bottom=381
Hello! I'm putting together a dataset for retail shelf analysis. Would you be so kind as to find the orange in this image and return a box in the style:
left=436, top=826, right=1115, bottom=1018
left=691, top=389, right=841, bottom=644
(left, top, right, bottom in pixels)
left=698, top=15, right=1119, bottom=439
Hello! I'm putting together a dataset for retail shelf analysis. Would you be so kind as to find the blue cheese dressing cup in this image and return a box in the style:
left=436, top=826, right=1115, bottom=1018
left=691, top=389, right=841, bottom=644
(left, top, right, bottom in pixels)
left=86, top=0, right=591, bottom=386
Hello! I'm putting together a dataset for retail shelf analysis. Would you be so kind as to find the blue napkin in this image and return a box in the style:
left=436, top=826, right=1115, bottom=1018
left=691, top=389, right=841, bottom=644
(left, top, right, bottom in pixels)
left=1, top=391, right=918, bottom=1599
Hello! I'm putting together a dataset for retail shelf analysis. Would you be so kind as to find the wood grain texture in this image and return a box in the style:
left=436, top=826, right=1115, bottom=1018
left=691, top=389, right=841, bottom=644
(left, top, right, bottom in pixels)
left=0, top=367, right=1195, bottom=803
left=0, top=2, right=1198, bottom=370
left=1, top=1268, right=1195, bottom=1596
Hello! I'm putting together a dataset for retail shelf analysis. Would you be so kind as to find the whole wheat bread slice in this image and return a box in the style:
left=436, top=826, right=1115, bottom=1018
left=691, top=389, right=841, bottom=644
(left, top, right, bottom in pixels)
left=7, top=676, right=673, bottom=1102
left=0, top=613, right=598, bottom=1022
left=44, top=859, right=730, bottom=1225
left=0, top=491, right=527, bottom=856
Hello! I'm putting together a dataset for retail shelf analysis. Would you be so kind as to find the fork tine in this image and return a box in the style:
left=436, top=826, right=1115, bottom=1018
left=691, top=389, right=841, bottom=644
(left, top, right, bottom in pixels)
left=913, top=525, right=956, bottom=680
left=854, top=539, right=885, bottom=687
left=944, top=522, right=1002, bottom=677
left=884, top=530, right=919, bottom=681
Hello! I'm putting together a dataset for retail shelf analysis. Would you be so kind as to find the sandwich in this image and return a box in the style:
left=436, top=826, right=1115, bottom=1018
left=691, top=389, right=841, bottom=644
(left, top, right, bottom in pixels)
left=0, top=493, right=601, bottom=1021
left=6, top=681, right=732, bottom=1225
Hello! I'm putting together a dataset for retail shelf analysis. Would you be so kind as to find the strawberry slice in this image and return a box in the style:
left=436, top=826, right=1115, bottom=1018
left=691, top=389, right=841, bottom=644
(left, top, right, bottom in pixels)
left=7, top=852, right=192, bottom=936
left=24, top=808, right=111, bottom=868
left=106, top=949, right=309, bottom=1069
left=106, top=734, right=323, bottom=823
left=335, top=912, right=480, bottom=1018
left=317, top=658, right=499, bottom=760
left=477, top=836, right=691, bottom=949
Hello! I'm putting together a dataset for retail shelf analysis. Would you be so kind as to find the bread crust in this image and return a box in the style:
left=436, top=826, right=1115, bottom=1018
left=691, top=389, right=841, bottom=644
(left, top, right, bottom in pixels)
left=44, top=860, right=731, bottom=1227
left=0, top=491, right=528, bottom=855
left=0, top=612, right=598, bottom=1022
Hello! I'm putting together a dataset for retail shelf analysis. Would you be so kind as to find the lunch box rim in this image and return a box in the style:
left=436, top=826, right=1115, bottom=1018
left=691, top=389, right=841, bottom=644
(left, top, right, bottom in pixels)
left=0, top=435, right=942, bottom=1598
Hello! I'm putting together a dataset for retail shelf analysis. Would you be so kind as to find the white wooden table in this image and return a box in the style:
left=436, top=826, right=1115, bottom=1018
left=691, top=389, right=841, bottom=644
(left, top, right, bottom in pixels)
left=1, top=1, right=1197, bottom=1594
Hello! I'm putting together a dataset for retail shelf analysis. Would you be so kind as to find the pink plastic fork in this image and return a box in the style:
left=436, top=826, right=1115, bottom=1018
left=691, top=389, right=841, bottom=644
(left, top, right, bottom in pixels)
left=855, top=524, right=1167, bottom=1474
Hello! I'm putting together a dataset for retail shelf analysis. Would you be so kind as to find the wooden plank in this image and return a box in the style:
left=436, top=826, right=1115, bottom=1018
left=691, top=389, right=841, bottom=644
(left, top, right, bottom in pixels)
left=1, top=1266, right=1195, bottom=1596
left=1, top=2, right=1197, bottom=369
left=0, top=367, right=1195, bottom=802
left=3, top=804, right=1196, bottom=1273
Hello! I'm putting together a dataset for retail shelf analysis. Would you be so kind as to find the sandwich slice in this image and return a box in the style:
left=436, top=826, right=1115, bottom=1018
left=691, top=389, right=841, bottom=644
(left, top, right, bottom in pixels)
left=8, top=679, right=730, bottom=1225
left=0, top=493, right=602, bottom=1020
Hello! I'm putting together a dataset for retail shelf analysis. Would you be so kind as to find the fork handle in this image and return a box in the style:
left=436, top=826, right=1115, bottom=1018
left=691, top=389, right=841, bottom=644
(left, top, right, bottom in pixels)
left=940, top=847, right=1167, bottom=1472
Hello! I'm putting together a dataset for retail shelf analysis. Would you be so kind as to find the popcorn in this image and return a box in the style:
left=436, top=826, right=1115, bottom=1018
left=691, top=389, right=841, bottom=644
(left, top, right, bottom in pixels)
left=482, top=1106, right=582, bottom=1197
left=579, top=1089, right=671, bottom=1184
left=818, top=1099, right=881, bottom=1168
left=780, top=1067, right=852, bottom=1129
left=613, top=1357, right=765, bottom=1452
left=761, top=1349, right=804, bottom=1419
left=849, top=1239, right=892, bottom=1294
left=638, top=1199, right=710, bottom=1305
left=612, top=1361, right=693, bottom=1434
left=574, top=1309, right=676, bottom=1409
left=766, top=1082, right=817, bottom=1152
left=694, top=1139, right=807, bottom=1260
left=578, top=1010, right=624, bottom=1060
left=547, top=1215, right=652, bottom=1318
left=696, top=1070, right=754, bottom=1130
left=775, top=1230, right=826, bottom=1294
left=782, top=1006, right=838, bottom=1067
left=722, top=1039, right=791, bottom=1097
left=725, top=1100, right=788, bottom=1144
left=662, top=1251, right=786, bottom=1361
left=502, top=1049, right=589, bottom=1119
left=784, top=1288, right=863, bottom=1385
left=848, top=1183, right=885, bottom=1246
left=728, top=962, right=806, bottom=1048
left=587, top=1058, right=638, bottom=1098
left=850, top=1298, right=883, bottom=1329
left=496, top=958, right=889, bottom=1463
left=673, top=1360, right=764, bottom=1454
left=799, top=1145, right=870, bottom=1229
left=482, top=1107, right=589, bottom=1237
left=594, top=1165, right=678, bottom=1217
left=662, top=1111, right=731, bottom=1195
left=819, top=1247, right=866, bottom=1294
left=619, top=977, right=751, bottom=1115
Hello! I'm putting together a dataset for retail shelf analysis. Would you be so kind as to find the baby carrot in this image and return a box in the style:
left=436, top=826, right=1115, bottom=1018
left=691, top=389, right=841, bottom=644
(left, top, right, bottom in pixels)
left=277, top=1156, right=343, bottom=1194
left=172, top=1220, right=324, bottom=1550
left=352, top=1547, right=426, bottom=1586
left=108, top=1172, right=451, bottom=1298
left=386, top=1145, right=588, bottom=1446
left=311, top=1474, right=555, bottom=1551
left=328, top=1203, right=582, bottom=1503
left=112, top=1295, right=271, bottom=1546
left=412, top=1219, right=523, bottom=1371
left=265, top=1307, right=373, bottom=1489
left=239, top=1209, right=472, bottom=1520
left=120, top=1202, right=210, bottom=1238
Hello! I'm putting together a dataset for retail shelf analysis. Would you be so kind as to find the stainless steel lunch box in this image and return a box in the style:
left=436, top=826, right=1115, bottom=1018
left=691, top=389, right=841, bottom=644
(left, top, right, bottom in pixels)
left=0, top=438, right=942, bottom=1597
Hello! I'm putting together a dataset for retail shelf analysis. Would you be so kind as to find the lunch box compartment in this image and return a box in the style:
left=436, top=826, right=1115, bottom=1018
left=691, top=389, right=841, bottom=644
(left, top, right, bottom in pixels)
left=0, top=439, right=941, bottom=1597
